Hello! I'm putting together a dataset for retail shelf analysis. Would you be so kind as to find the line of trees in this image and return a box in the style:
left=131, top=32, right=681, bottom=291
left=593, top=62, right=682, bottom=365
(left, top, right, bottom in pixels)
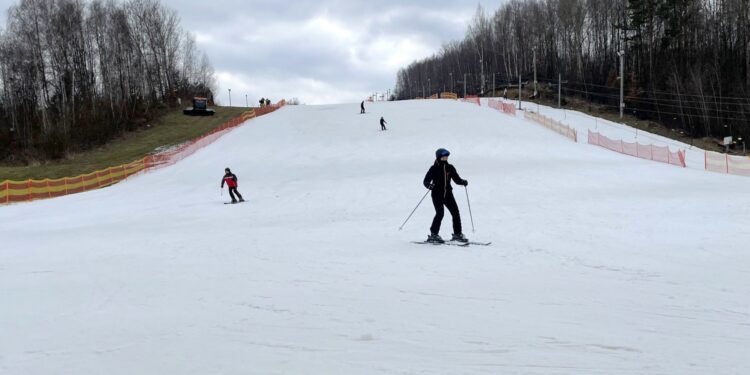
left=395, top=0, right=750, bottom=142
left=0, top=0, right=216, bottom=161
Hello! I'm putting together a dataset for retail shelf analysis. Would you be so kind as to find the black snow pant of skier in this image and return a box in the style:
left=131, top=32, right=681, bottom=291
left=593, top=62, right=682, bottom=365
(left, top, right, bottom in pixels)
left=381, top=123, right=387, bottom=131
left=430, top=190, right=462, bottom=235
left=228, top=187, right=243, bottom=202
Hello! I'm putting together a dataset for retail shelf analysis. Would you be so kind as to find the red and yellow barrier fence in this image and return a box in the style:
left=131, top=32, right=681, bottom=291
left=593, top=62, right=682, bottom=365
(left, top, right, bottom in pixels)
left=440, top=92, right=458, bottom=99
left=1, top=100, right=285, bottom=204
left=1, top=159, right=145, bottom=203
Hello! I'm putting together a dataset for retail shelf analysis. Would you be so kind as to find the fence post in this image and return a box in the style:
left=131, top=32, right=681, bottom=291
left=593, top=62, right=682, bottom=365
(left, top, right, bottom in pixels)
left=704, top=152, right=707, bottom=171
left=27, top=179, right=31, bottom=201
left=726, top=154, right=729, bottom=174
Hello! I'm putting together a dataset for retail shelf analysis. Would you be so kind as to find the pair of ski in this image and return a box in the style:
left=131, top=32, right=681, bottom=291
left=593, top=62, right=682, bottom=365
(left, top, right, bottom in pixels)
left=412, top=240, right=491, bottom=247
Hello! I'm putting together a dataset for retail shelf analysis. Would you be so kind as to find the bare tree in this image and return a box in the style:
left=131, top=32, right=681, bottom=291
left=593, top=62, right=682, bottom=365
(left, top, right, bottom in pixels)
left=394, top=0, right=750, bottom=143
left=0, top=0, right=217, bottom=160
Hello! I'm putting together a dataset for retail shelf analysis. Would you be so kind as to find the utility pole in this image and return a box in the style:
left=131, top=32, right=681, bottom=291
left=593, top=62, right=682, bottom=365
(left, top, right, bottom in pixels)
left=518, top=74, right=522, bottom=110
left=463, top=73, right=467, bottom=98
left=449, top=72, right=453, bottom=93
left=558, top=73, right=561, bottom=108
left=620, top=51, right=624, bottom=118
left=228, top=88, right=232, bottom=107
left=428, top=78, right=431, bottom=96
left=533, top=47, right=538, bottom=98
left=492, top=73, right=496, bottom=97
left=480, top=57, right=484, bottom=95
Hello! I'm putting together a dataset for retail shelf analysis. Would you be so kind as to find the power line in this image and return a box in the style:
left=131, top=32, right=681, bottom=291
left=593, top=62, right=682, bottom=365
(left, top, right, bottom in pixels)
left=559, top=86, right=750, bottom=120
left=558, top=86, right=750, bottom=114
left=539, top=77, right=750, bottom=102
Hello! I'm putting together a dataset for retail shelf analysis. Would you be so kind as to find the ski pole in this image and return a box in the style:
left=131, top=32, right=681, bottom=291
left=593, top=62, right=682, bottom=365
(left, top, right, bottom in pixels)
left=464, top=185, right=475, bottom=233
left=398, top=189, right=430, bottom=230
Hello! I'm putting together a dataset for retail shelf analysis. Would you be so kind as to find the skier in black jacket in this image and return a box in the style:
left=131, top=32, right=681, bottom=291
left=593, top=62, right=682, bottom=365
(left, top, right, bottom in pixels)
left=423, top=148, right=468, bottom=243
left=360, top=100, right=365, bottom=114
left=380, top=116, right=387, bottom=131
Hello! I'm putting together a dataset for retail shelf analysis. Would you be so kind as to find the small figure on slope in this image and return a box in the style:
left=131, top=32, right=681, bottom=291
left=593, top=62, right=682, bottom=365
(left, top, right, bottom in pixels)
left=380, top=116, right=387, bottom=131
left=360, top=100, right=366, bottom=114
left=423, top=148, right=468, bottom=243
left=221, top=167, right=244, bottom=204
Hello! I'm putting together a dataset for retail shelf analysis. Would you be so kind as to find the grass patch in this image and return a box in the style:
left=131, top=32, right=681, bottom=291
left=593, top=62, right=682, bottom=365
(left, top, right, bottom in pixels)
left=0, top=106, right=250, bottom=181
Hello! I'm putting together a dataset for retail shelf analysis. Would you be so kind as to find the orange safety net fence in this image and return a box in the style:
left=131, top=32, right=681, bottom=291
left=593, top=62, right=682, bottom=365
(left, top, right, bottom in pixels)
left=524, top=111, right=577, bottom=142
left=460, top=95, right=480, bottom=106
left=487, top=99, right=516, bottom=116
left=1, top=100, right=285, bottom=204
left=588, top=130, right=686, bottom=168
left=705, top=151, right=750, bottom=176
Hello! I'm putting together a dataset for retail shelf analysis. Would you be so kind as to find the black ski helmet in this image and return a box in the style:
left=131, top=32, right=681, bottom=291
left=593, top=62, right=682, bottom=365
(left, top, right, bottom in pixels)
left=225, top=167, right=231, bottom=172
left=435, top=148, right=450, bottom=158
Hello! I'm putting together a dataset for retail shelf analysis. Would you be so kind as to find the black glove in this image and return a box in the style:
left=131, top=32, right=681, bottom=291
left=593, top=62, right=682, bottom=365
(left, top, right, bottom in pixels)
left=426, top=183, right=435, bottom=190
left=461, top=180, right=468, bottom=186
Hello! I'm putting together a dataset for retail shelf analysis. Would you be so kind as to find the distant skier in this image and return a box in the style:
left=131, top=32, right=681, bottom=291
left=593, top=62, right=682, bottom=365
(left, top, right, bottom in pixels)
left=380, top=116, right=387, bottom=131
left=265, top=98, right=271, bottom=107
left=221, top=167, right=244, bottom=204
left=259, top=98, right=265, bottom=107
left=360, top=100, right=365, bottom=114
left=423, top=148, right=468, bottom=243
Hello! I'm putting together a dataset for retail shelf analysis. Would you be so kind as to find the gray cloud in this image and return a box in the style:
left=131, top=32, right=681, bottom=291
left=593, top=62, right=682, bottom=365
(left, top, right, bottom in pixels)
left=0, top=0, right=507, bottom=104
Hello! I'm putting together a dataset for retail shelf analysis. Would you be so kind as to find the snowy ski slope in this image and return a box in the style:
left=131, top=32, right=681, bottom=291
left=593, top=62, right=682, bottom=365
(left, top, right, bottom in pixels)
left=1, top=100, right=749, bottom=374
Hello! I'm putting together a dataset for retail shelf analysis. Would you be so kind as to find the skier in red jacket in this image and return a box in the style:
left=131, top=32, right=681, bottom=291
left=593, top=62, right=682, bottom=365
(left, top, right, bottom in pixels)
left=221, top=167, right=244, bottom=203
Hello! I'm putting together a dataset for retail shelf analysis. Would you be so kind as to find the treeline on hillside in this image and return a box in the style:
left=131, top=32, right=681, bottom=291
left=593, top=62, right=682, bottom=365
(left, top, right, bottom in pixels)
left=395, top=1, right=750, bottom=142
left=0, top=0, right=216, bottom=161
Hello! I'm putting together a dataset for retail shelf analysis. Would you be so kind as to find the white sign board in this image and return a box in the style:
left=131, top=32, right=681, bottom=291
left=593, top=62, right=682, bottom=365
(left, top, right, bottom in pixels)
left=723, top=136, right=733, bottom=145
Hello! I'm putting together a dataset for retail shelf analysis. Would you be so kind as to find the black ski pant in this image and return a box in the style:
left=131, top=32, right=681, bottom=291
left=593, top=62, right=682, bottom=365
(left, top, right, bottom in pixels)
left=228, top=187, right=243, bottom=202
left=430, top=190, right=462, bottom=235
left=381, top=123, right=387, bottom=130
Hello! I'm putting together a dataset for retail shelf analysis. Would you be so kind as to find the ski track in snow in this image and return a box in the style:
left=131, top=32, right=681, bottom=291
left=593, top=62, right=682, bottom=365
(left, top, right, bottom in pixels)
left=1, top=100, right=749, bottom=374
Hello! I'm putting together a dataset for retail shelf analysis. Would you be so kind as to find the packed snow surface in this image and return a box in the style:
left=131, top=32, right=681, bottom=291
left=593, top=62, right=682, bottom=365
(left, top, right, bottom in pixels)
left=2, top=100, right=749, bottom=374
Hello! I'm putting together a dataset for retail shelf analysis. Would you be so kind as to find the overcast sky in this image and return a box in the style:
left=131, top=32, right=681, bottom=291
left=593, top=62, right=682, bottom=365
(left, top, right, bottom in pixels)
left=0, top=0, right=506, bottom=105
